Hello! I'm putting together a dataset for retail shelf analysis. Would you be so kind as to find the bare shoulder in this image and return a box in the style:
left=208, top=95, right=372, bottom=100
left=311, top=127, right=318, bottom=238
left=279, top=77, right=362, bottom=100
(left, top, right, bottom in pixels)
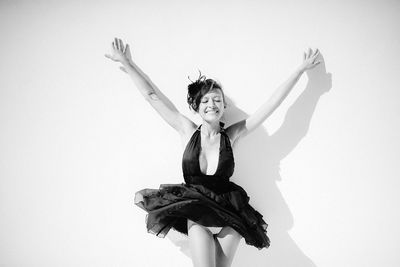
left=177, top=117, right=198, bottom=149
left=225, top=119, right=247, bottom=148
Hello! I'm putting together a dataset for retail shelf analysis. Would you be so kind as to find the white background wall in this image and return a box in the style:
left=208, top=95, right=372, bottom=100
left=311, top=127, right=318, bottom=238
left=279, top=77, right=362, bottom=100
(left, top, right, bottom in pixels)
left=1, top=0, right=399, bottom=266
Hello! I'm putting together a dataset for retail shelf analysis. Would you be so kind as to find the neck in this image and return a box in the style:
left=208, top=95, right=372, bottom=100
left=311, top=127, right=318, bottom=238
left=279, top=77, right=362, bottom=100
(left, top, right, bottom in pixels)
left=200, top=121, right=221, bottom=137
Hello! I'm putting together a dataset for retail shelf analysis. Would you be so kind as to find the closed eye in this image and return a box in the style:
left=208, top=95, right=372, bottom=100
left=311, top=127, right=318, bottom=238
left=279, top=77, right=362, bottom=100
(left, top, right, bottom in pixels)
left=201, top=96, right=222, bottom=103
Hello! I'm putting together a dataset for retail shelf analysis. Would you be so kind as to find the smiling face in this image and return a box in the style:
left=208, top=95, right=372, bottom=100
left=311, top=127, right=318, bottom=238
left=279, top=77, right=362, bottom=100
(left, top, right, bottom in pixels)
left=198, top=88, right=225, bottom=123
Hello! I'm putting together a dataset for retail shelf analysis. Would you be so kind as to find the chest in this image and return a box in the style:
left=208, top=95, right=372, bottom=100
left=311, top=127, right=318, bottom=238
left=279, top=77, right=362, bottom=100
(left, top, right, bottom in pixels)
left=181, top=129, right=235, bottom=178
left=198, top=134, right=221, bottom=175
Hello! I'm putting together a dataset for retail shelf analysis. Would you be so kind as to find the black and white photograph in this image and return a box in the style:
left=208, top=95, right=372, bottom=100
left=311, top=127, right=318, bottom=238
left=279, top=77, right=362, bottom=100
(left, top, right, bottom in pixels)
left=0, top=1, right=399, bottom=266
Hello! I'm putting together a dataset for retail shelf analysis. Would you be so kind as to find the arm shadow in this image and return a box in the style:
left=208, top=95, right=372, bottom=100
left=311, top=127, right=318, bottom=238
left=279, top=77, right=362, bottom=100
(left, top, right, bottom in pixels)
left=168, top=54, right=332, bottom=266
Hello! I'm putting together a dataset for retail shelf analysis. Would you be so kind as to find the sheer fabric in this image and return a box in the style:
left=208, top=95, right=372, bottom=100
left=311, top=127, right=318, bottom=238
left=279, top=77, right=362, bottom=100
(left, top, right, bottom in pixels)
left=134, top=122, right=270, bottom=249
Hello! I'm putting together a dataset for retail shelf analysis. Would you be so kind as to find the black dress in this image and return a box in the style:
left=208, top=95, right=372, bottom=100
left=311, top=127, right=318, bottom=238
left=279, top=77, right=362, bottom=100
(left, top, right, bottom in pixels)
left=134, top=121, right=270, bottom=249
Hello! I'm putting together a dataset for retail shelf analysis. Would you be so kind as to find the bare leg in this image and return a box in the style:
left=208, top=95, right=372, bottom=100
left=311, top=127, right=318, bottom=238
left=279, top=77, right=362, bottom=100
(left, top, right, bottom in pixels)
left=214, top=226, right=242, bottom=267
left=187, top=219, right=216, bottom=267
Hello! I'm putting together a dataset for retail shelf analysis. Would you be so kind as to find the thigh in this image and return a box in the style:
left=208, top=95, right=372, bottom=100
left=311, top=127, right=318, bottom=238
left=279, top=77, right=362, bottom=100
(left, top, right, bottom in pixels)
left=215, top=226, right=242, bottom=267
left=187, top=219, right=216, bottom=267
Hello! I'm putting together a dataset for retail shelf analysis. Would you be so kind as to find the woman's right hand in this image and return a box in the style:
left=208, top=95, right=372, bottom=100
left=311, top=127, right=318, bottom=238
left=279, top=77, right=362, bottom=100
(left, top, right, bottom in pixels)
left=105, top=38, right=132, bottom=66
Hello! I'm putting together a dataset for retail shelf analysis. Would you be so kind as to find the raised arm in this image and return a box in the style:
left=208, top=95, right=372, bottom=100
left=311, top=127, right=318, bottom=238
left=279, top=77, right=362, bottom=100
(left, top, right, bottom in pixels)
left=226, top=48, right=321, bottom=144
left=105, top=38, right=195, bottom=135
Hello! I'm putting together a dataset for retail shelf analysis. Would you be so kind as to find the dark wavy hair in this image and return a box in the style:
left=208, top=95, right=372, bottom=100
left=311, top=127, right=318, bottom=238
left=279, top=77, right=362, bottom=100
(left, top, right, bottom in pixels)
left=187, top=71, right=226, bottom=112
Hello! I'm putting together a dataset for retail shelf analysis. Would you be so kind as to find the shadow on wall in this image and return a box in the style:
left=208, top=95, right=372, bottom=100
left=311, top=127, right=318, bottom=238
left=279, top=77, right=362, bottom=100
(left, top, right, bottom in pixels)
left=167, top=54, right=332, bottom=267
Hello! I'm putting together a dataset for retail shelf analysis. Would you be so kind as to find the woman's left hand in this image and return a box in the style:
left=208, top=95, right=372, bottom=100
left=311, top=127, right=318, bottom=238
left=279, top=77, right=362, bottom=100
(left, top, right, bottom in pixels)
left=299, top=48, right=320, bottom=72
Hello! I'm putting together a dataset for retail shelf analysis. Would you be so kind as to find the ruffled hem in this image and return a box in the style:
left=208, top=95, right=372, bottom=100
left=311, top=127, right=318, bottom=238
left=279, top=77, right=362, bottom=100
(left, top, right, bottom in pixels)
left=134, top=182, right=270, bottom=250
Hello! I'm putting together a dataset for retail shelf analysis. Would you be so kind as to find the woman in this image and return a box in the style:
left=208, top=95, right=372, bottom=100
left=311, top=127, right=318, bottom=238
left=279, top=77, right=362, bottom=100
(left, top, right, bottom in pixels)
left=105, top=38, right=320, bottom=267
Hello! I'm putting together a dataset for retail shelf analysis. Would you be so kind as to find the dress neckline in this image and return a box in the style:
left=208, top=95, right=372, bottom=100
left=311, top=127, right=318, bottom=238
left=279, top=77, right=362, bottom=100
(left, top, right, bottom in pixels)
left=196, top=121, right=225, bottom=132
left=197, top=121, right=225, bottom=176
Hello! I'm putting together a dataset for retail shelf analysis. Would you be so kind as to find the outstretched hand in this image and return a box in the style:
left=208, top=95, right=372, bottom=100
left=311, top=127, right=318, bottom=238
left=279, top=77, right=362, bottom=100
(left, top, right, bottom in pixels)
left=299, top=48, right=320, bottom=72
left=105, top=38, right=133, bottom=67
